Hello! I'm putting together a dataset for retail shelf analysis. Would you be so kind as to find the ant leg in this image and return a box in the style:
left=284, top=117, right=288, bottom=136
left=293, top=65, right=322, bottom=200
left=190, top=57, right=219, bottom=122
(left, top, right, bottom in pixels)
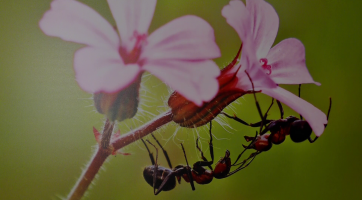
left=195, top=137, right=213, bottom=170
left=247, top=98, right=274, bottom=131
left=181, top=143, right=195, bottom=191
left=245, top=71, right=264, bottom=122
left=154, top=167, right=188, bottom=195
left=245, top=71, right=267, bottom=135
left=222, top=98, right=274, bottom=130
left=298, top=84, right=304, bottom=120
left=195, top=122, right=214, bottom=170
left=224, top=151, right=260, bottom=178
left=325, top=97, right=332, bottom=128
left=260, top=98, right=274, bottom=134
left=309, top=97, right=332, bottom=143
left=208, top=121, right=214, bottom=164
left=151, top=142, right=197, bottom=195
left=233, top=151, right=260, bottom=167
left=264, top=98, right=274, bottom=120
left=276, top=100, right=284, bottom=119
left=308, top=137, right=318, bottom=143
left=221, top=112, right=250, bottom=126
left=141, top=139, right=155, bottom=165
left=150, top=133, right=173, bottom=168
left=232, top=131, right=258, bottom=165
left=145, top=140, right=159, bottom=195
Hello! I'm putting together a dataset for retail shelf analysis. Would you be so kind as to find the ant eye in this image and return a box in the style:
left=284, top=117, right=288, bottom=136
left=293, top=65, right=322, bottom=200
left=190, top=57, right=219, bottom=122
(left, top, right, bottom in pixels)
left=290, top=120, right=312, bottom=143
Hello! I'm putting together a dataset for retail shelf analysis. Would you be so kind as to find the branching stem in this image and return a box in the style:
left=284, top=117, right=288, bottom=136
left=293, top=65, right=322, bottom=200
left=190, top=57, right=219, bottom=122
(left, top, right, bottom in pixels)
left=66, top=110, right=173, bottom=200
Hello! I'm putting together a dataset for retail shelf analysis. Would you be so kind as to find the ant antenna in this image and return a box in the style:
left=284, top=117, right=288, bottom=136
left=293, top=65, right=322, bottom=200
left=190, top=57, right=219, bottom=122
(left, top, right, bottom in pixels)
left=180, top=143, right=195, bottom=191
left=141, top=139, right=155, bottom=165
left=146, top=140, right=158, bottom=195
left=150, top=133, right=173, bottom=168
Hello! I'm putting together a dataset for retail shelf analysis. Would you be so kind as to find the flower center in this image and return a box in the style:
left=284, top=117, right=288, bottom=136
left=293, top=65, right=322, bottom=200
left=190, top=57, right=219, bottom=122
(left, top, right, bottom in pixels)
left=260, top=58, right=272, bottom=75
left=119, top=31, right=148, bottom=64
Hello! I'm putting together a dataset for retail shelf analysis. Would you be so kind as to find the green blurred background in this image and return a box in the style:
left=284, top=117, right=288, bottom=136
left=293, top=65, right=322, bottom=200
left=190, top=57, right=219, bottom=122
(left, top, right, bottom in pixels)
left=0, top=0, right=361, bottom=199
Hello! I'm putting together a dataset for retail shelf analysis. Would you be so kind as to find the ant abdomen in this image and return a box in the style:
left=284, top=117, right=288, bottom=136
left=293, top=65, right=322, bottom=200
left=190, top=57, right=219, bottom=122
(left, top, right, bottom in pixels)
left=289, top=120, right=312, bottom=143
left=244, top=134, right=272, bottom=151
left=143, top=166, right=176, bottom=191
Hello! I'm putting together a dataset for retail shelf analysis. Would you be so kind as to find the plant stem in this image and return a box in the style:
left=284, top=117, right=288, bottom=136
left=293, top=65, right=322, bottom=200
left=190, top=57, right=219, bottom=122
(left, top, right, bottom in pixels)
left=67, top=119, right=114, bottom=200
left=66, top=110, right=173, bottom=200
left=111, top=110, right=173, bottom=150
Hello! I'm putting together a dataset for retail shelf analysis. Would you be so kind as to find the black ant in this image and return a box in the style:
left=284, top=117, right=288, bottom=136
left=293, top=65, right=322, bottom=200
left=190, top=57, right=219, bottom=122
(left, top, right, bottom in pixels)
left=222, top=71, right=332, bottom=152
left=142, top=122, right=258, bottom=194
left=141, top=137, right=195, bottom=195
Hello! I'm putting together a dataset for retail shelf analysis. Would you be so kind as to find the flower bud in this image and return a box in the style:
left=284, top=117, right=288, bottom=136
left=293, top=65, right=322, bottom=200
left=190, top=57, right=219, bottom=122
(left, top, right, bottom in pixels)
left=93, top=74, right=142, bottom=122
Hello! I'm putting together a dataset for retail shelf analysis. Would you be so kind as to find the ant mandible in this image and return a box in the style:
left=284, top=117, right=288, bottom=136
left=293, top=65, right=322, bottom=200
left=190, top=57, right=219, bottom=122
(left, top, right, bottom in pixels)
left=222, top=71, right=332, bottom=152
left=142, top=122, right=258, bottom=195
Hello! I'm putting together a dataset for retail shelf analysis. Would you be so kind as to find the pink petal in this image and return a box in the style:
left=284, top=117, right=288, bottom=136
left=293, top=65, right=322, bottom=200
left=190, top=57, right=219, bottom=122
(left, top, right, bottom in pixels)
left=266, top=38, right=321, bottom=85
left=222, top=0, right=250, bottom=43
left=74, top=47, right=141, bottom=93
left=143, top=60, right=220, bottom=106
left=142, top=15, right=221, bottom=61
left=262, top=87, right=327, bottom=136
left=107, top=0, right=156, bottom=49
left=39, top=0, right=119, bottom=49
left=222, top=0, right=279, bottom=58
left=246, top=0, right=279, bottom=59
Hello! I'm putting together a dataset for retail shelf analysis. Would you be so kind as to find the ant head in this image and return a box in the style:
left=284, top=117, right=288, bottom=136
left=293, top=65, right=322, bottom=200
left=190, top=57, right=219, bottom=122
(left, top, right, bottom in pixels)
left=289, top=120, right=312, bottom=143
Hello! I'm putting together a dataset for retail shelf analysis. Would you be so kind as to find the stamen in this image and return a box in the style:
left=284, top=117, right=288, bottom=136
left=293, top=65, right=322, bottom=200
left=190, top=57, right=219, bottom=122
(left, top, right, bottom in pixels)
left=260, top=58, right=272, bottom=75
left=119, top=31, right=148, bottom=64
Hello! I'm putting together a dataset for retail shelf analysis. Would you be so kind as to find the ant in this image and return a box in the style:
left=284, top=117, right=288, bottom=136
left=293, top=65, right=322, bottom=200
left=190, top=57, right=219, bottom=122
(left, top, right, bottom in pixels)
left=141, top=137, right=195, bottom=195
left=142, top=122, right=258, bottom=195
left=222, top=71, right=332, bottom=152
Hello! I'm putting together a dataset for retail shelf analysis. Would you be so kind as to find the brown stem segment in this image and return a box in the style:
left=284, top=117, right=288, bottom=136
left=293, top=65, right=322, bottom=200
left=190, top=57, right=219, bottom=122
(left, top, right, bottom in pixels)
left=101, top=119, right=115, bottom=149
left=111, top=110, right=173, bottom=150
left=66, top=111, right=173, bottom=200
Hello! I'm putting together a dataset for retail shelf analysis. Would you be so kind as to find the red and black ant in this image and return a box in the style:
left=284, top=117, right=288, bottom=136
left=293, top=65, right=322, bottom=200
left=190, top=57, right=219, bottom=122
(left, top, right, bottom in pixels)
left=142, top=122, right=258, bottom=194
left=222, top=71, right=332, bottom=152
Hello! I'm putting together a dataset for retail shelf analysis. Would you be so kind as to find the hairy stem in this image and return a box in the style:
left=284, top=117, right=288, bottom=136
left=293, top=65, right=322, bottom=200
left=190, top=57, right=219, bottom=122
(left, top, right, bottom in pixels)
left=111, top=110, right=173, bottom=150
left=67, top=119, right=114, bottom=200
left=66, top=110, right=173, bottom=200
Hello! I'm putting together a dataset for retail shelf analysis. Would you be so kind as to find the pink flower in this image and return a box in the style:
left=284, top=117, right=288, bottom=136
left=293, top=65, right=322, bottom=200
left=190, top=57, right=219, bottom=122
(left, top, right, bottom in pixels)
left=39, top=0, right=221, bottom=106
left=222, top=0, right=327, bottom=136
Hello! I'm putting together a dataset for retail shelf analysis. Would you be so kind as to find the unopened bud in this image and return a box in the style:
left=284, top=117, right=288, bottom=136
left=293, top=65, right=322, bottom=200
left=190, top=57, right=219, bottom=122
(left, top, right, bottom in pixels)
left=93, top=74, right=142, bottom=122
